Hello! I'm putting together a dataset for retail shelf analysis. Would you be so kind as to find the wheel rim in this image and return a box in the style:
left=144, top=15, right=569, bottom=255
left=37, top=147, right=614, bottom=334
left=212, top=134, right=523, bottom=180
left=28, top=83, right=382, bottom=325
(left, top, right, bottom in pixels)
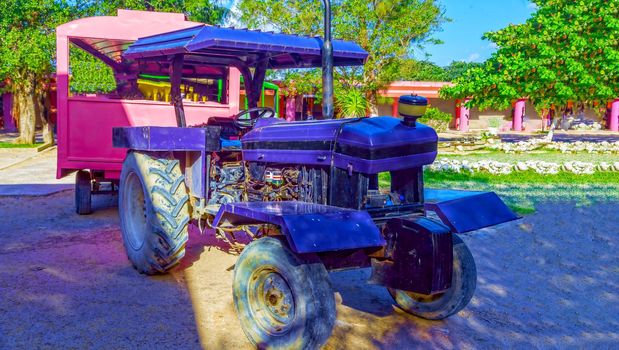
left=123, top=172, right=148, bottom=251
left=402, top=290, right=445, bottom=303
left=248, top=267, right=296, bottom=335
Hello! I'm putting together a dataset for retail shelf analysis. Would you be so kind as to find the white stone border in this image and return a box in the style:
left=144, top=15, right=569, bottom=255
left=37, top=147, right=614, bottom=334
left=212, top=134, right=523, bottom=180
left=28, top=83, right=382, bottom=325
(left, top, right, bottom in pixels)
left=429, top=159, right=619, bottom=175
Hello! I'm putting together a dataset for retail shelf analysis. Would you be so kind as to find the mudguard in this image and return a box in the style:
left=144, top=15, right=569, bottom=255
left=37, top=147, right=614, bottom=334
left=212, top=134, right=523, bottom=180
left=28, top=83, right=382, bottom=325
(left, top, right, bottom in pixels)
left=212, top=201, right=385, bottom=253
left=424, top=188, right=520, bottom=233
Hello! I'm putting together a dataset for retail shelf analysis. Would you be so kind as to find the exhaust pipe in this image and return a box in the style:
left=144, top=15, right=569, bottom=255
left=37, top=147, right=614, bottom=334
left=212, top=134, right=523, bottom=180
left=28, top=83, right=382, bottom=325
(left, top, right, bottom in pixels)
left=321, top=0, right=334, bottom=119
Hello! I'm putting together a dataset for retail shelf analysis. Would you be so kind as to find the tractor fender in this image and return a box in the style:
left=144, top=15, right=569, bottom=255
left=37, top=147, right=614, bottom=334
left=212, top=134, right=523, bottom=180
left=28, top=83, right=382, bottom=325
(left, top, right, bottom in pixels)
left=212, top=201, right=385, bottom=253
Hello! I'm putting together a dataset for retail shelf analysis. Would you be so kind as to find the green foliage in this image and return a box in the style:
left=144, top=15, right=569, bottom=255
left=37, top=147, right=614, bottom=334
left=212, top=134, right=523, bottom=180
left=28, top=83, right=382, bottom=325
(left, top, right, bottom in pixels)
left=442, top=61, right=483, bottom=81
left=0, top=142, right=41, bottom=148
left=70, top=48, right=117, bottom=94
left=397, top=60, right=447, bottom=81
left=237, top=0, right=447, bottom=110
left=440, top=0, right=619, bottom=111
left=487, top=116, right=503, bottom=128
left=96, top=0, right=229, bottom=23
left=0, top=0, right=73, bottom=86
left=334, top=87, right=367, bottom=118
left=398, top=60, right=482, bottom=82
left=418, top=106, right=451, bottom=132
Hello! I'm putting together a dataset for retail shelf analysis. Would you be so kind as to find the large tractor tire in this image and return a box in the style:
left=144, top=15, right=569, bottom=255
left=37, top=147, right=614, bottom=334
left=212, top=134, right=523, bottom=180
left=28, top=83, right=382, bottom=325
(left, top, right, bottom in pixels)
left=119, top=151, right=190, bottom=275
left=75, top=170, right=92, bottom=215
left=388, top=235, right=477, bottom=320
left=233, top=237, right=335, bottom=350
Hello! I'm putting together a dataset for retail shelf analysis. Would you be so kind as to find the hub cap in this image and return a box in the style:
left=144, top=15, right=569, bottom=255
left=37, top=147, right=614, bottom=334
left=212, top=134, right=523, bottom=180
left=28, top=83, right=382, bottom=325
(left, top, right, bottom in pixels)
left=248, top=268, right=296, bottom=335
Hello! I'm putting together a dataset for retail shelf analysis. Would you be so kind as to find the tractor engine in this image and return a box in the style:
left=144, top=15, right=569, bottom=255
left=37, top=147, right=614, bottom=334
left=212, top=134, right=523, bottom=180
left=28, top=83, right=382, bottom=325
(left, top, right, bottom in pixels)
left=240, top=114, right=438, bottom=216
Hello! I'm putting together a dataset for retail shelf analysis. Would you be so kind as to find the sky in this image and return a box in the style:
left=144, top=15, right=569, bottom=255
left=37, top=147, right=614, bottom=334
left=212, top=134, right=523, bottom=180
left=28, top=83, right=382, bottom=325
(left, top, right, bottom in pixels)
left=424, top=0, right=537, bottom=66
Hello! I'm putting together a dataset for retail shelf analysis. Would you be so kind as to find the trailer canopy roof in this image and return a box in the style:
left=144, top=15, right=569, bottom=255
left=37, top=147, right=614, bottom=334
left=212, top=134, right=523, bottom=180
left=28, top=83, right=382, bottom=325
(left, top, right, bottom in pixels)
left=123, top=25, right=368, bottom=69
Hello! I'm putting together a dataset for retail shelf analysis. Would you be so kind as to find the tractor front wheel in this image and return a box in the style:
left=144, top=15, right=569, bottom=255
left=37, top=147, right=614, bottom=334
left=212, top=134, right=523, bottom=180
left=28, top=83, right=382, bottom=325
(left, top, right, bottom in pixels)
left=233, top=237, right=335, bottom=349
left=119, top=151, right=190, bottom=274
left=388, top=235, right=477, bottom=320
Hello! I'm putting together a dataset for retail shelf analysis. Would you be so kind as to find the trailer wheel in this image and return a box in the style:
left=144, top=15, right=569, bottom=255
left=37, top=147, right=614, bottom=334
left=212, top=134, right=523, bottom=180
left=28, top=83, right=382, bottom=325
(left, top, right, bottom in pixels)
left=233, top=237, right=335, bottom=349
left=388, top=235, right=477, bottom=320
left=75, top=170, right=92, bottom=215
left=119, top=151, right=190, bottom=275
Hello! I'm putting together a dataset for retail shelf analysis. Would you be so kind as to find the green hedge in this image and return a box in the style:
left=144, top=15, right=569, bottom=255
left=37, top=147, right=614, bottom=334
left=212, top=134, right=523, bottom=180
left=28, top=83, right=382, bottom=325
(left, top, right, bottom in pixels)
left=418, top=107, right=452, bottom=132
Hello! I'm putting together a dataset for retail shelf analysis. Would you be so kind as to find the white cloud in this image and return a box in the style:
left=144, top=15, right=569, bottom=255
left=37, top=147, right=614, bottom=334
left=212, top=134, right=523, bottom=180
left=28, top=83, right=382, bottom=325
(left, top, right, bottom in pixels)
left=465, top=53, right=480, bottom=62
left=527, top=2, right=539, bottom=10
left=488, top=42, right=498, bottom=49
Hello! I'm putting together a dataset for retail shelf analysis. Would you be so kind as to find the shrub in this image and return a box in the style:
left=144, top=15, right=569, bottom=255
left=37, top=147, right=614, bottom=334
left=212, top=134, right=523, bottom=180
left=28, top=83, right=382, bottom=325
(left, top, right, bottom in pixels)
left=335, top=88, right=368, bottom=118
left=418, top=107, right=452, bottom=132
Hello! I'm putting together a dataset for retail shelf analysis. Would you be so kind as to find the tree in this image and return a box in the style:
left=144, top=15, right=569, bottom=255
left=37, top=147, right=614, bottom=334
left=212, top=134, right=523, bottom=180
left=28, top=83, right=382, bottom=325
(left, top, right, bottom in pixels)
left=237, top=0, right=447, bottom=115
left=397, top=60, right=447, bottom=81
left=442, top=61, right=483, bottom=81
left=94, top=0, right=229, bottom=24
left=0, top=0, right=229, bottom=144
left=440, top=0, right=619, bottom=116
left=0, top=0, right=74, bottom=144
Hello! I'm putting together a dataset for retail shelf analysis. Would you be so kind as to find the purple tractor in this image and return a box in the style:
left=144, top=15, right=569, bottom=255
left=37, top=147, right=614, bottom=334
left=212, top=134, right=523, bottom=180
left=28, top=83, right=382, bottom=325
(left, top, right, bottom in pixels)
left=111, top=7, right=518, bottom=350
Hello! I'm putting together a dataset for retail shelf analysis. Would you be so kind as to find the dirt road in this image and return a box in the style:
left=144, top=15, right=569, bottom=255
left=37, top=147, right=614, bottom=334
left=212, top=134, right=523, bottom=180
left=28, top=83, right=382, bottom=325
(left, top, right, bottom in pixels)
left=0, top=187, right=617, bottom=349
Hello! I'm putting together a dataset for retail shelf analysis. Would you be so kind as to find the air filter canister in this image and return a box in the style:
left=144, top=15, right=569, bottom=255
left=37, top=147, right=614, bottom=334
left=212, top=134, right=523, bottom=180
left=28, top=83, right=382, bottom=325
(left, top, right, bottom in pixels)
left=398, top=94, right=428, bottom=127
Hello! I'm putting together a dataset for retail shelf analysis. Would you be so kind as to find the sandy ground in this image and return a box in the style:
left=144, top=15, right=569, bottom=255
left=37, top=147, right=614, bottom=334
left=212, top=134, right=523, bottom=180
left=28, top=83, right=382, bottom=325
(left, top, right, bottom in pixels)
left=0, top=152, right=618, bottom=349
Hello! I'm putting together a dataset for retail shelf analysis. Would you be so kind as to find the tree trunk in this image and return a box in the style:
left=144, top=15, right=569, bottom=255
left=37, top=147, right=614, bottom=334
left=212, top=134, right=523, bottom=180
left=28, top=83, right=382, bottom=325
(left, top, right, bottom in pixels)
left=13, top=81, right=37, bottom=145
left=36, top=82, right=54, bottom=144
left=367, top=91, right=379, bottom=116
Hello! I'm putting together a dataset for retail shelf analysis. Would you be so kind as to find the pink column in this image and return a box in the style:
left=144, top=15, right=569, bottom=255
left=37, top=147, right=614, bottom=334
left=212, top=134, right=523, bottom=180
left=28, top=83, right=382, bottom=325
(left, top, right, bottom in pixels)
left=610, top=99, right=619, bottom=132
left=513, top=98, right=525, bottom=132
left=2, top=93, right=17, bottom=131
left=228, top=67, right=241, bottom=115
left=285, top=96, right=296, bottom=122
left=392, top=97, right=398, bottom=118
left=458, top=98, right=470, bottom=132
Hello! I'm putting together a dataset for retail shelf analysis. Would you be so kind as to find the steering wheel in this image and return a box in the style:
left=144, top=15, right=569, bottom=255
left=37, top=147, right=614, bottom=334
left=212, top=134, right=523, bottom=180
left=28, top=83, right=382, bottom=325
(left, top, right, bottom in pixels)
left=233, top=107, right=276, bottom=130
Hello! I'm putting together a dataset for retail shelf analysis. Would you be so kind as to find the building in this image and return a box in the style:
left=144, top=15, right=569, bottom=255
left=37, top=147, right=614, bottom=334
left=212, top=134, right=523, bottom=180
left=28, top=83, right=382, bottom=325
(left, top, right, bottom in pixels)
left=283, top=81, right=619, bottom=132
left=377, top=81, right=619, bottom=132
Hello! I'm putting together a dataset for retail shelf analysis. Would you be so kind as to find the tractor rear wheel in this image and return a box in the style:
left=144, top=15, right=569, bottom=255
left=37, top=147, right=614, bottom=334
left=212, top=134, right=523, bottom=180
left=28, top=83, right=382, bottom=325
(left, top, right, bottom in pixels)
left=388, top=235, right=477, bottom=320
left=119, top=151, right=190, bottom=274
left=233, top=237, right=335, bottom=349
left=75, top=170, right=92, bottom=215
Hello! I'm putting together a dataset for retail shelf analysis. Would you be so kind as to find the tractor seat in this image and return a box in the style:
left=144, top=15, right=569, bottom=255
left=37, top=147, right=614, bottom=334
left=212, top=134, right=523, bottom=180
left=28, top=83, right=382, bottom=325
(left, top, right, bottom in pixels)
left=206, top=117, right=242, bottom=150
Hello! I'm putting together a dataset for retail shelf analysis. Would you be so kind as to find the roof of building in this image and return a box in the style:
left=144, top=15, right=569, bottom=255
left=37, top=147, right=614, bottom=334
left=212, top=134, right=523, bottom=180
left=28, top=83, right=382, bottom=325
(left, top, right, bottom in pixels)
left=379, top=81, right=454, bottom=99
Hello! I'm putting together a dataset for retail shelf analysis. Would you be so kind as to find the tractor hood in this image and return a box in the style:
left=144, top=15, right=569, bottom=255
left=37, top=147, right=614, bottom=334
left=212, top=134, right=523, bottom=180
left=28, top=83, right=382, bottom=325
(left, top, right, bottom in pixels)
left=241, top=116, right=438, bottom=174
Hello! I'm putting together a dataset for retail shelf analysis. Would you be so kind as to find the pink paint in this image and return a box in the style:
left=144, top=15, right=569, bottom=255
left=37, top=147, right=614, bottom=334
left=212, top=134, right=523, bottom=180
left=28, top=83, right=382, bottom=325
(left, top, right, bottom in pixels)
left=610, top=99, right=619, bottom=132
left=458, top=99, right=470, bottom=132
left=55, top=10, right=241, bottom=179
left=392, top=97, right=398, bottom=118
left=512, top=98, right=525, bottom=132
left=2, top=93, right=16, bottom=131
left=285, top=97, right=295, bottom=121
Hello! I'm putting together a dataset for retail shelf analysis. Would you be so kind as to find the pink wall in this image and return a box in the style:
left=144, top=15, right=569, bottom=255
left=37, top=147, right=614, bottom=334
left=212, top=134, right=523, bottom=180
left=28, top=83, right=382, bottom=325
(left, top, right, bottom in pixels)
left=62, top=97, right=236, bottom=176
left=55, top=10, right=241, bottom=179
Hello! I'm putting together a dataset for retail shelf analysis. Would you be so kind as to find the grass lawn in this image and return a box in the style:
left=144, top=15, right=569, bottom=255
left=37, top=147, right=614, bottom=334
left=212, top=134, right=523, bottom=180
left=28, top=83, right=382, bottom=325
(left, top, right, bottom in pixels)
left=437, top=149, right=619, bottom=163
left=0, top=142, right=42, bottom=148
left=379, top=167, right=619, bottom=216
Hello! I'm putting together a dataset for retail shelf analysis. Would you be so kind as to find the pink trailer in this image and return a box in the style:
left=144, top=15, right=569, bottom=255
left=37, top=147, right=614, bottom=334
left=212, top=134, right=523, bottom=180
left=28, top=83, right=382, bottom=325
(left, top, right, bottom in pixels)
left=56, top=10, right=240, bottom=213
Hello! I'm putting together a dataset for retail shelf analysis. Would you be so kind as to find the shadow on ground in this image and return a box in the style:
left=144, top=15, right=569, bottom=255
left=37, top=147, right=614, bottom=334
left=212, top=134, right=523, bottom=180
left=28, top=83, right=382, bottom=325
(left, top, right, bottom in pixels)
left=1, top=190, right=618, bottom=349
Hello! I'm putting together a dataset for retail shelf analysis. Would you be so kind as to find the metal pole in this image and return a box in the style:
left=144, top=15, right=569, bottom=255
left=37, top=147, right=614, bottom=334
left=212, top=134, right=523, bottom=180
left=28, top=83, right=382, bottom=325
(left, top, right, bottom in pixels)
left=321, top=0, right=334, bottom=119
left=170, top=54, right=186, bottom=127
